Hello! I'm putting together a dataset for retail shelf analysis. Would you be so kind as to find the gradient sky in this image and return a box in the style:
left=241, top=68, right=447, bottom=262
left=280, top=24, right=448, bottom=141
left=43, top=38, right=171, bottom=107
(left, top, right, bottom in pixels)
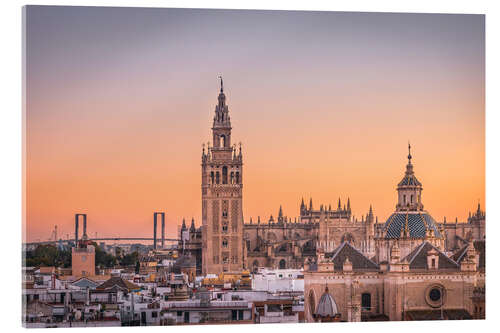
left=24, top=6, right=485, bottom=242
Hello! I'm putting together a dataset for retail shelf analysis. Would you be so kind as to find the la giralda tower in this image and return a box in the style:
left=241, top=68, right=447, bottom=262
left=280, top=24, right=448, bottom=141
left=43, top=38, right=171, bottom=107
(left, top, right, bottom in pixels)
left=201, top=78, right=244, bottom=274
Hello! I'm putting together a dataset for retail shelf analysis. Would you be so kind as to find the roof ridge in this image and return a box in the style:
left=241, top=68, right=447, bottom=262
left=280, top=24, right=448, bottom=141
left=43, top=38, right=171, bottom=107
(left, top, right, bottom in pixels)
left=330, top=242, right=347, bottom=260
left=455, top=245, right=469, bottom=263
left=343, top=242, right=379, bottom=268
left=407, top=241, right=427, bottom=264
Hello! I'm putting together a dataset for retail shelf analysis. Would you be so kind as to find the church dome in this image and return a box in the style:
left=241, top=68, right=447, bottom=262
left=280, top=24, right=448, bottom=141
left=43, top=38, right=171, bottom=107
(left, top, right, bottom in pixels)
left=315, top=287, right=338, bottom=317
left=398, top=167, right=422, bottom=187
left=383, top=211, right=441, bottom=239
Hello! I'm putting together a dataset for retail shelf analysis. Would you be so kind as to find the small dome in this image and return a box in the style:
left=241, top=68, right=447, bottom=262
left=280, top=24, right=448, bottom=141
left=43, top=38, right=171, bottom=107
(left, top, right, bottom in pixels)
left=398, top=173, right=422, bottom=187
left=383, top=211, right=441, bottom=239
left=315, top=288, right=338, bottom=317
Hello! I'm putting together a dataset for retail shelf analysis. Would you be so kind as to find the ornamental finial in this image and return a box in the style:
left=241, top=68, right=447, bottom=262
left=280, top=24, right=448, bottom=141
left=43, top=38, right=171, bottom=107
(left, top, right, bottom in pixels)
left=407, top=141, right=412, bottom=163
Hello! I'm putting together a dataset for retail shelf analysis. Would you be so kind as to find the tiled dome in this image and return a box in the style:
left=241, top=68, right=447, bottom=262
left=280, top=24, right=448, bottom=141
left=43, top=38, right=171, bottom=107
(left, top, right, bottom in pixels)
left=383, top=211, right=441, bottom=239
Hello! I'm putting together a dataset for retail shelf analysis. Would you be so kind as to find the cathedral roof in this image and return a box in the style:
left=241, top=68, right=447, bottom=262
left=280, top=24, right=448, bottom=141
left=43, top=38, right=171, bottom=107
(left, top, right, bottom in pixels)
left=315, top=287, right=338, bottom=317
left=383, top=211, right=441, bottom=239
left=401, top=242, right=458, bottom=270
left=324, top=242, right=379, bottom=271
left=451, top=240, right=485, bottom=269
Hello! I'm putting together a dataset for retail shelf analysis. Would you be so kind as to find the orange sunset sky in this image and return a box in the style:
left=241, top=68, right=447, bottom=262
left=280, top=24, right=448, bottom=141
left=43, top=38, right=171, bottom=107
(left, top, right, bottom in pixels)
left=24, top=7, right=484, bottom=242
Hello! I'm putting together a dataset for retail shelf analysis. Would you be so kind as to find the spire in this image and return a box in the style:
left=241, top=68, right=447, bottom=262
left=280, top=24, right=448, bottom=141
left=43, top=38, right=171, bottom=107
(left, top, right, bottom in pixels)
left=309, top=198, right=313, bottom=211
left=338, top=198, right=341, bottom=210
left=219, top=75, right=224, bottom=93
left=347, top=198, right=351, bottom=212
left=408, top=141, right=412, bottom=164
left=181, top=218, right=187, bottom=230
left=190, top=218, right=196, bottom=231
left=301, top=198, right=305, bottom=209
left=278, top=205, right=283, bottom=219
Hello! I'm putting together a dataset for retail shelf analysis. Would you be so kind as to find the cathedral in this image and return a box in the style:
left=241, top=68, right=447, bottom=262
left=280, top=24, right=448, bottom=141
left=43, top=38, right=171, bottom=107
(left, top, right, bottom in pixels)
left=178, top=81, right=485, bottom=320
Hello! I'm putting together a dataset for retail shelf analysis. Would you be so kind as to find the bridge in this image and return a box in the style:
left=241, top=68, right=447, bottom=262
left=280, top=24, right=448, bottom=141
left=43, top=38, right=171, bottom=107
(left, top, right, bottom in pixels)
left=24, top=212, right=179, bottom=249
left=24, top=237, right=180, bottom=247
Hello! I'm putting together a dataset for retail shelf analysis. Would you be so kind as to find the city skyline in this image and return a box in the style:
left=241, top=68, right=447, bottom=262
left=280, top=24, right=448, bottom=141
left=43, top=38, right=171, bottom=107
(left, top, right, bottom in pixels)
left=25, top=6, right=484, bottom=242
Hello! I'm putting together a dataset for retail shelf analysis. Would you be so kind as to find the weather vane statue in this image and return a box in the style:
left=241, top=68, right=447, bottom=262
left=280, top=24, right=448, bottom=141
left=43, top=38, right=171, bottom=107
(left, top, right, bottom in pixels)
left=218, top=75, right=224, bottom=92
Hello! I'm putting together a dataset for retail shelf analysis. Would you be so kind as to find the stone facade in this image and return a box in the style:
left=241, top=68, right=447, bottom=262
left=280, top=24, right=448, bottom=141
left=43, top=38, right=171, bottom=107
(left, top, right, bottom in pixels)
left=71, top=241, right=95, bottom=277
left=201, top=78, right=244, bottom=274
left=303, top=146, right=485, bottom=322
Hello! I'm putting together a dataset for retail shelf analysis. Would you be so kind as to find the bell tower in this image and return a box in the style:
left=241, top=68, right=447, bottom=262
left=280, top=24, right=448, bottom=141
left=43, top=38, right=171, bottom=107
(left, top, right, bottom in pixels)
left=396, top=143, right=424, bottom=211
left=201, top=77, right=244, bottom=274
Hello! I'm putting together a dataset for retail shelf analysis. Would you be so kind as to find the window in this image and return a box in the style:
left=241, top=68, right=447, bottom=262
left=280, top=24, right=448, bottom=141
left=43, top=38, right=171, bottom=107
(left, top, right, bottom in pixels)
left=222, top=166, right=228, bottom=184
left=222, top=224, right=228, bottom=233
left=216, top=172, right=220, bottom=184
left=222, top=238, right=228, bottom=248
left=152, top=312, right=158, bottom=318
left=429, top=288, right=441, bottom=302
left=403, top=195, right=406, bottom=204
left=411, top=195, right=413, bottom=204
left=361, top=293, right=371, bottom=311
left=238, top=310, right=244, bottom=320
left=235, top=172, right=240, bottom=184
left=232, top=310, right=237, bottom=320
left=210, top=172, right=214, bottom=184
left=230, top=172, right=234, bottom=184
left=431, top=258, right=436, bottom=268
left=425, top=285, right=445, bottom=308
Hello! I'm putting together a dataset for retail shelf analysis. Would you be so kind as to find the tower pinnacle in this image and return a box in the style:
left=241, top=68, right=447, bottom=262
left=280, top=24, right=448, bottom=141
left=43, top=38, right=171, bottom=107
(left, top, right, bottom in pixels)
left=219, top=75, right=224, bottom=93
left=408, top=141, right=412, bottom=164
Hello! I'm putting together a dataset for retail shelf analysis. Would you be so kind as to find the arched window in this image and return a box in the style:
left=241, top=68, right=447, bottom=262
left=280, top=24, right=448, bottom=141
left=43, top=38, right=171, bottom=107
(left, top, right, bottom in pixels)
left=235, top=172, right=240, bottom=184
left=222, top=166, right=228, bottom=184
left=216, top=172, right=220, bottom=184
left=220, top=135, right=226, bottom=148
left=210, top=172, right=214, bottom=184
left=222, top=238, right=228, bottom=248
left=403, top=195, right=406, bottom=204
left=279, top=259, right=286, bottom=269
left=230, top=172, right=234, bottom=184
left=361, top=293, right=371, bottom=311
